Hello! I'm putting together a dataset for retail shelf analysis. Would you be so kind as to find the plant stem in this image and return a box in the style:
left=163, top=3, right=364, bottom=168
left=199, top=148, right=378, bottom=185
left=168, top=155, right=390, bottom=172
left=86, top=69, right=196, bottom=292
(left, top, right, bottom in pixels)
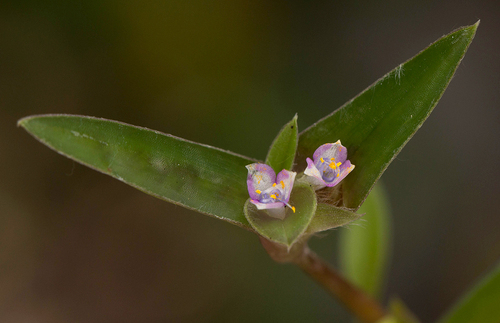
left=293, top=247, right=386, bottom=323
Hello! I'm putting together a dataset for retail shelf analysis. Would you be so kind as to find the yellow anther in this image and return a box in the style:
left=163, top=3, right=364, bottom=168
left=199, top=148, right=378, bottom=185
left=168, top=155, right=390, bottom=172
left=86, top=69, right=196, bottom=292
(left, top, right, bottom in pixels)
left=320, top=157, right=325, bottom=163
left=336, top=173, right=340, bottom=177
left=329, top=162, right=336, bottom=169
left=291, top=206, right=296, bottom=213
left=271, top=194, right=277, bottom=199
left=331, top=157, right=335, bottom=161
left=337, top=162, right=342, bottom=167
left=272, top=183, right=277, bottom=187
left=280, top=180, right=285, bottom=189
left=255, top=190, right=261, bottom=194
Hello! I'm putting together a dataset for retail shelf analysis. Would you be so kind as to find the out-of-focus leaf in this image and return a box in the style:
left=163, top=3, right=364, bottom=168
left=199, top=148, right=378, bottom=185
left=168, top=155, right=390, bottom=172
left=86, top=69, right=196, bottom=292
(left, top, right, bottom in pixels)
left=265, top=114, right=298, bottom=172
left=338, top=183, right=391, bottom=298
left=18, top=114, right=256, bottom=229
left=377, top=317, right=398, bottom=323
left=384, top=298, right=421, bottom=323
left=297, top=22, right=478, bottom=210
left=305, top=203, right=362, bottom=235
left=244, top=184, right=316, bottom=247
left=437, top=261, right=500, bottom=323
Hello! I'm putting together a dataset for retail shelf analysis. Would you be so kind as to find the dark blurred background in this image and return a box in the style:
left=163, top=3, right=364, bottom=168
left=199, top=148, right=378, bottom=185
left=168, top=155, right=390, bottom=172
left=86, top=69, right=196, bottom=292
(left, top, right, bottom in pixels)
left=1, top=1, right=499, bottom=322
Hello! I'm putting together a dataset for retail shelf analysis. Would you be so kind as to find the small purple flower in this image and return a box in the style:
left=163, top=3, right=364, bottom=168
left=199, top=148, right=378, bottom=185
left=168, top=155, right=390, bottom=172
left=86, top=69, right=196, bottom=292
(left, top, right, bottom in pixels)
left=304, top=141, right=355, bottom=189
left=246, top=163, right=297, bottom=218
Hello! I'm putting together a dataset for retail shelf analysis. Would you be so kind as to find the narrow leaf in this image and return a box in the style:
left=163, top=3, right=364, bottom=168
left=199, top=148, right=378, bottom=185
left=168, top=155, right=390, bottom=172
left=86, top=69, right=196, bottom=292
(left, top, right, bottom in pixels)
left=244, top=184, right=316, bottom=247
left=437, top=261, right=500, bottom=323
left=265, top=114, right=298, bottom=172
left=339, top=183, right=391, bottom=299
left=297, top=22, right=478, bottom=210
left=19, top=114, right=255, bottom=229
left=305, top=203, right=363, bottom=235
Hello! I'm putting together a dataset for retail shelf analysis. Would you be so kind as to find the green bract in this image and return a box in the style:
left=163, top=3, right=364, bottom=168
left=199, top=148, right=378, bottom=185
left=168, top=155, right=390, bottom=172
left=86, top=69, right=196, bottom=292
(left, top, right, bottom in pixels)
left=244, top=184, right=316, bottom=248
left=265, top=114, right=298, bottom=172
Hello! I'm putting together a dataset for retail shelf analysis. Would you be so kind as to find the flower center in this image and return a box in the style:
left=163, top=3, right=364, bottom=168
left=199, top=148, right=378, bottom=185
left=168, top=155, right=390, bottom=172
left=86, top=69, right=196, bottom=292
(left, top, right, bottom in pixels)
left=259, top=189, right=282, bottom=203
left=317, top=157, right=342, bottom=182
left=255, top=181, right=296, bottom=213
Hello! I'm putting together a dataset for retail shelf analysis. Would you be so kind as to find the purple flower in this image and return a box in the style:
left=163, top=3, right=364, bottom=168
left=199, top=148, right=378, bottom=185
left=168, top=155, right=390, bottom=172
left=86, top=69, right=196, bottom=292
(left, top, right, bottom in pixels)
left=246, top=163, right=297, bottom=218
left=304, top=141, right=355, bottom=189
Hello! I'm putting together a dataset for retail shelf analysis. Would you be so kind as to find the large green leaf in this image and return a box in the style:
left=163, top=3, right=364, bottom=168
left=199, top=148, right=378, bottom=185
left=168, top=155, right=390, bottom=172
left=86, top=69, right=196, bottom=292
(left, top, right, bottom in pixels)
left=437, top=261, right=500, bottom=323
left=18, top=114, right=256, bottom=229
left=244, top=184, right=316, bottom=247
left=265, top=114, right=298, bottom=172
left=297, top=22, right=478, bottom=209
left=338, top=183, right=391, bottom=299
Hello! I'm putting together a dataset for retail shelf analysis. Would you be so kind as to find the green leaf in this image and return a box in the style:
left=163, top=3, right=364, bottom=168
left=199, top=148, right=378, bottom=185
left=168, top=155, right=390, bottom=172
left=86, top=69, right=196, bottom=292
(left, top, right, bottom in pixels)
left=265, top=114, right=298, bottom=172
left=437, top=261, right=500, bottom=323
left=338, top=183, right=391, bottom=299
left=297, top=22, right=478, bottom=210
left=18, top=114, right=255, bottom=229
left=305, top=203, right=363, bottom=235
left=244, top=184, right=316, bottom=247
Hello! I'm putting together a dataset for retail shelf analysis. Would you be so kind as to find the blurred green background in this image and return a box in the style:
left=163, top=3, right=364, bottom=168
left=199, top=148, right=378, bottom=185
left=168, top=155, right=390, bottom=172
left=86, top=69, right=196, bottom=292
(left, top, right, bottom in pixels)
left=1, top=1, right=499, bottom=322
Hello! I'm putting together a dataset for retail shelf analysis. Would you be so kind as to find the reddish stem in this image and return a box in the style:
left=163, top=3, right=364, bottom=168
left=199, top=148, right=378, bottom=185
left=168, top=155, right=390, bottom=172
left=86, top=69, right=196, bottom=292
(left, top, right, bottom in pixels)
left=292, top=247, right=386, bottom=323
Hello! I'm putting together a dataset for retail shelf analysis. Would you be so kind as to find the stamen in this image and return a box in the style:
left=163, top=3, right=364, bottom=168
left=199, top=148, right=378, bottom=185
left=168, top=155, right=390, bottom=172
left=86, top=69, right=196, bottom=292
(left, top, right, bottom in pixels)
left=329, top=162, right=336, bottom=169
left=337, top=162, right=342, bottom=167
left=284, top=201, right=296, bottom=213
left=255, top=190, right=261, bottom=194
left=336, top=173, right=339, bottom=177
left=271, top=194, right=277, bottom=199
left=320, top=157, right=325, bottom=163
left=272, top=183, right=276, bottom=187
left=280, top=180, right=285, bottom=189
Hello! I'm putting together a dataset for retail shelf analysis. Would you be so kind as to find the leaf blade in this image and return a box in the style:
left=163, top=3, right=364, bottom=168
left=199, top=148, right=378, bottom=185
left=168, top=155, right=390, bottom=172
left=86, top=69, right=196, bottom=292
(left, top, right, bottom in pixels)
left=297, top=22, right=478, bottom=209
left=19, top=114, right=255, bottom=229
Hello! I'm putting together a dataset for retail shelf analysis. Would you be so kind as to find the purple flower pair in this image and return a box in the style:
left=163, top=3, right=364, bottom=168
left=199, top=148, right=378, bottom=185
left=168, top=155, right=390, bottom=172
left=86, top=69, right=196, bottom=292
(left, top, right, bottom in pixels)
left=246, top=141, right=355, bottom=216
